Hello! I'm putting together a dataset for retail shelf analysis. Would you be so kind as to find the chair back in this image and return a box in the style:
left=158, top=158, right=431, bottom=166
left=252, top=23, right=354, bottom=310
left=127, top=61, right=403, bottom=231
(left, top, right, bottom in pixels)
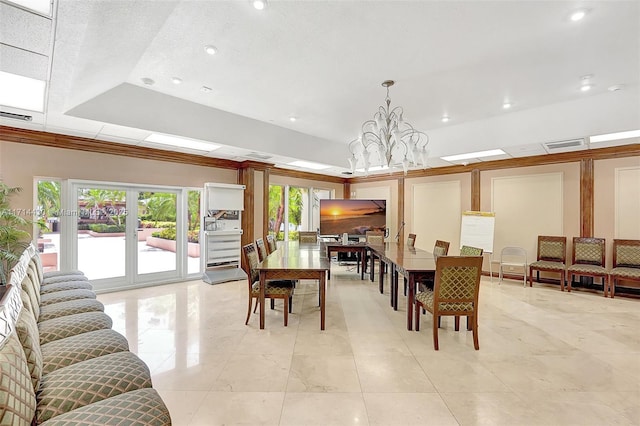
left=298, top=231, right=318, bottom=243
left=536, top=236, right=566, bottom=262
left=407, top=233, right=416, bottom=247
left=433, top=240, right=450, bottom=257
left=572, top=237, right=605, bottom=266
left=241, top=243, right=259, bottom=285
left=612, top=239, right=640, bottom=268
left=366, top=231, right=385, bottom=245
left=500, top=246, right=527, bottom=263
left=460, top=245, right=483, bottom=256
left=266, top=234, right=277, bottom=254
left=433, top=255, right=483, bottom=315
left=256, top=238, right=268, bottom=261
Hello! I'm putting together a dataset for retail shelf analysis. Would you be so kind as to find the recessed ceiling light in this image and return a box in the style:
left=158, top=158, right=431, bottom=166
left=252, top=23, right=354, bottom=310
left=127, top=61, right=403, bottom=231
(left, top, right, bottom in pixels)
left=141, top=77, right=155, bottom=86
left=288, top=160, right=331, bottom=170
left=0, top=71, right=46, bottom=112
left=502, top=102, right=512, bottom=109
left=252, top=0, right=267, bottom=10
left=145, top=133, right=220, bottom=152
left=608, top=84, right=624, bottom=92
left=204, top=45, right=218, bottom=55
left=201, top=86, right=213, bottom=93
left=171, top=77, right=183, bottom=85
left=441, top=149, right=506, bottom=162
left=590, top=129, right=640, bottom=143
left=441, top=115, right=450, bottom=123
left=289, top=116, right=297, bottom=122
left=580, top=84, right=592, bottom=92
left=569, top=9, right=588, bottom=22
left=356, top=165, right=389, bottom=173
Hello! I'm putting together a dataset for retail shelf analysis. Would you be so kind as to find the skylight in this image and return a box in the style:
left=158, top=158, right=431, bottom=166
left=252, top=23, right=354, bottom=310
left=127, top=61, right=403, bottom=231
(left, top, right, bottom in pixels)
left=0, top=71, right=46, bottom=112
left=288, top=160, right=331, bottom=170
left=145, top=134, right=220, bottom=152
left=589, top=130, right=640, bottom=143
left=6, top=0, right=51, bottom=15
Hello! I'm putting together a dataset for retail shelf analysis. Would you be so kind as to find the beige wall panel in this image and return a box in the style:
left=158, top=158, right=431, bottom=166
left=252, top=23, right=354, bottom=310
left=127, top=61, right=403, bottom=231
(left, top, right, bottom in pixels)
left=491, top=173, right=563, bottom=264
left=615, top=167, right=640, bottom=239
left=410, top=181, right=461, bottom=253
left=350, top=179, right=397, bottom=240
left=405, top=173, right=471, bottom=252
left=594, top=156, right=640, bottom=267
left=0, top=141, right=237, bottom=218
left=254, top=170, right=264, bottom=238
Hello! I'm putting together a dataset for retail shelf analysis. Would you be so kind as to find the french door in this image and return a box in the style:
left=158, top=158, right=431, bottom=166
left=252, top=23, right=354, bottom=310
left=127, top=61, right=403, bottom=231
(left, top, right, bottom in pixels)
left=66, top=181, right=199, bottom=291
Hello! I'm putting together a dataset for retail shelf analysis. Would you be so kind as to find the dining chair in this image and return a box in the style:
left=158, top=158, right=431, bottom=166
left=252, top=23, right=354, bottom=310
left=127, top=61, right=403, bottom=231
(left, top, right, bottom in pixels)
left=415, top=240, right=451, bottom=294
left=608, top=239, right=640, bottom=298
left=407, top=233, right=416, bottom=247
left=414, top=255, right=483, bottom=350
left=529, top=235, right=567, bottom=291
left=255, top=238, right=269, bottom=262
left=566, top=237, right=607, bottom=294
left=460, top=245, right=483, bottom=256
left=242, top=243, right=294, bottom=326
left=433, top=240, right=450, bottom=257
left=498, top=246, right=528, bottom=286
left=265, top=234, right=277, bottom=254
left=298, top=231, right=318, bottom=243
left=365, top=231, right=385, bottom=274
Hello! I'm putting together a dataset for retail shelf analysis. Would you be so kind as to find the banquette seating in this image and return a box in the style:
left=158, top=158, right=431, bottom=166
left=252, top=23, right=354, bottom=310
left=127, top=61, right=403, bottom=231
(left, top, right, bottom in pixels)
left=0, top=243, right=171, bottom=425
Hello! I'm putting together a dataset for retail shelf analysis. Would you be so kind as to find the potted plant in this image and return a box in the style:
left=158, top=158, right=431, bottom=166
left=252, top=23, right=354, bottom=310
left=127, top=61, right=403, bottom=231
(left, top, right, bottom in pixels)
left=0, top=182, right=31, bottom=285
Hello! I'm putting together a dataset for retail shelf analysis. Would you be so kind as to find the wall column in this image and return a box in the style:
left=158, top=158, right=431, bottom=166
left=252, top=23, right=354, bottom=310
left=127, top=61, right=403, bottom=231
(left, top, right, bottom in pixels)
left=580, top=158, right=594, bottom=237
left=471, top=169, right=480, bottom=211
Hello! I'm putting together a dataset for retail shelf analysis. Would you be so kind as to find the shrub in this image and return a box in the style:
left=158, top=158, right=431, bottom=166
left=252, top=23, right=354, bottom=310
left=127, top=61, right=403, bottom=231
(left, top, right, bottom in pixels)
left=151, top=228, right=199, bottom=244
left=88, top=224, right=125, bottom=233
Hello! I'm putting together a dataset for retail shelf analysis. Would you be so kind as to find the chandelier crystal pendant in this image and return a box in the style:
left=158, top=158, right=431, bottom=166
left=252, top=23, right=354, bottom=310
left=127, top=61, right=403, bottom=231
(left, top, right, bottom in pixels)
left=348, top=80, right=429, bottom=175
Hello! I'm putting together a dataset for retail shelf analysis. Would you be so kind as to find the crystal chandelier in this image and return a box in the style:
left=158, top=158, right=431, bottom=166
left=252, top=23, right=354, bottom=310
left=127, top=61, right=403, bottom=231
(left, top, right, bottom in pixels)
left=348, top=80, right=429, bottom=175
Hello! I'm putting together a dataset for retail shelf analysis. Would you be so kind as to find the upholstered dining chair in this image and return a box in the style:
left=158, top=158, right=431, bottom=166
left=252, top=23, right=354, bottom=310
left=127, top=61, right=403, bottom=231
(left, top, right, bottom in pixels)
left=365, top=231, right=385, bottom=273
left=266, top=234, right=277, bottom=254
left=407, top=233, right=417, bottom=247
left=255, top=238, right=269, bottom=262
left=566, top=237, right=607, bottom=294
left=528, top=235, right=567, bottom=291
left=298, top=231, right=318, bottom=243
left=242, top=243, right=294, bottom=326
left=608, top=239, right=640, bottom=298
left=460, top=245, right=483, bottom=256
left=433, top=240, right=451, bottom=257
left=414, top=255, right=483, bottom=350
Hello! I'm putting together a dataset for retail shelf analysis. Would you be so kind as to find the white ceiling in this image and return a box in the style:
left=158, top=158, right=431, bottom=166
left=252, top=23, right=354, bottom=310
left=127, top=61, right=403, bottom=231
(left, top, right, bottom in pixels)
left=1, top=0, right=639, bottom=177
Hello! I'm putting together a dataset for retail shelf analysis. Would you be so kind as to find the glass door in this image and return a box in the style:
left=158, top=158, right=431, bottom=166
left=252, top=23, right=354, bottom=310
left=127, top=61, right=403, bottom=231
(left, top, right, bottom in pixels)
left=136, top=190, right=178, bottom=277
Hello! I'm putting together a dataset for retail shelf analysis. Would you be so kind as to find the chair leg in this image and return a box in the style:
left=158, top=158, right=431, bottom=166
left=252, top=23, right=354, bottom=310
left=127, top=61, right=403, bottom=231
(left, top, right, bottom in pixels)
left=472, top=314, right=479, bottom=350
left=414, top=302, right=421, bottom=331
left=245, top=296, right=253, bottom=325
left=289, top=295, right=293, bottom=313
left=253, top=298, right=259, bottom=313
left=467, top=316, right=471, bottom=331
left=283, top=297, right=288, bottom=327
left=454, top=316, right=460, bottom=331
left=432, top=315, right=440, bottom=350
left=271, top=299, right=275, bottom=309
left=437, top=317, right=441, bottom=328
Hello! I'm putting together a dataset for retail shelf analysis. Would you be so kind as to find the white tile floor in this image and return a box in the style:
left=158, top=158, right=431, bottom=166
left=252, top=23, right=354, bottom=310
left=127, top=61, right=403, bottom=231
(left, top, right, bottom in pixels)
left=97, top=264, right=640, bottom=426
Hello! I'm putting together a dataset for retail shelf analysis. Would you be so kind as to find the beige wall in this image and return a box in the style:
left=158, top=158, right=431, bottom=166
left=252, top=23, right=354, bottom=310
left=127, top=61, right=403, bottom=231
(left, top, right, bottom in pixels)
left=0, top=141, right=237, bottom=225
left=594, top=156, right=640, bottom=268
left=405, top=173, right=472, bottom=252
left=350, top=179, right=398, bottom=240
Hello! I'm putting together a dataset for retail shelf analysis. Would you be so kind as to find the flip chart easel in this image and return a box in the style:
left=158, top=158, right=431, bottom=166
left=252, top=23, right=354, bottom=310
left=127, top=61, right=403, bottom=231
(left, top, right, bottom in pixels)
left=460, top=211, right=495, bottom=281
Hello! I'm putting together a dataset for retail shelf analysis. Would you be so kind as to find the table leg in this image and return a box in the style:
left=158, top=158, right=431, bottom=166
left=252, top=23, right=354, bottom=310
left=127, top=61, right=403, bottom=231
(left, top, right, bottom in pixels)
left=370, top=251, right=375, bottom=282
left=320, top=272, right=326, bottom=330
left=259, top=271, right=266, bottom=329
left=360, top=250, right=365, bottom=280
left=407, top=274, right=414, bottom=330
left=378, top=259, right=385, bottom=294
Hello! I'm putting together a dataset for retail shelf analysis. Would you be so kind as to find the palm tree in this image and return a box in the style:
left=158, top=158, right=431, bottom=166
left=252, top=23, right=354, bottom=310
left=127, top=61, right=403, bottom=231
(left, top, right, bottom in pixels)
left=0, top=183, right=31, bottom=284
left=37, top=180, right=60, bottom=231
left=146, top=193, right=176, bottom=226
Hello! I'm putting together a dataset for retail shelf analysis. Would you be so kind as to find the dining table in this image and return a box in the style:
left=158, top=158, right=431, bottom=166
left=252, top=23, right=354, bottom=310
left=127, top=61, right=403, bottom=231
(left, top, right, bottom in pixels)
left=367, top=243, right=437, bottom=330
left=256, top=241, right=331, bottom=330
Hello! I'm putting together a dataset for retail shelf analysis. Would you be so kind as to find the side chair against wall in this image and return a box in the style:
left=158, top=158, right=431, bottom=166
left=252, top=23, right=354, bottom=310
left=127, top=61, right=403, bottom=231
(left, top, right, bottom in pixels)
left=255, top=238, right=269, bottom=262
left=241, top=243, right=294, bottom=326
left=298, top=231, right=319, bottom=243
left=566, top=237, right=607, bottom=294
left=266, top=234, right=277, bottom=254
left=528, top=236, right=567, bottom=291
left=414, top=255, right=483, bottom=350
left=498, top=246, right=528, bottom=286
left=608, top=239, right=640, bottom=298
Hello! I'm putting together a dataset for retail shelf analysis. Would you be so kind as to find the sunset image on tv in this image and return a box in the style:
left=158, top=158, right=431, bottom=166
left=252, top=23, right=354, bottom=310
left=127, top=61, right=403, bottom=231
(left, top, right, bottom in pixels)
left=320, top=199, right=386, bottom=235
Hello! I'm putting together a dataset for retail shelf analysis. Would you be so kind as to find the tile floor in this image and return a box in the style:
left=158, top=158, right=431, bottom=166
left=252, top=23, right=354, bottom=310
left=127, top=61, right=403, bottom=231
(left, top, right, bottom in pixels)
left=97, top=264, right=640, bottom=426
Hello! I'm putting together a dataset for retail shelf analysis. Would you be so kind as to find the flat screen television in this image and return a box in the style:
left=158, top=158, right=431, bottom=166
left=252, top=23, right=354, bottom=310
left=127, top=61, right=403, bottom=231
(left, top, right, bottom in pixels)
left=319, top=199, right=386, bottom=236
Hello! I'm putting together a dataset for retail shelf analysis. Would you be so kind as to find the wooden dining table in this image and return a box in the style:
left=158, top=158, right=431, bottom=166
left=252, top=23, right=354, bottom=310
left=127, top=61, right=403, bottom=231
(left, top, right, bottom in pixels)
left=256, top=241, right=331, bottom=330
left=367, top=243, right=437, bottom=330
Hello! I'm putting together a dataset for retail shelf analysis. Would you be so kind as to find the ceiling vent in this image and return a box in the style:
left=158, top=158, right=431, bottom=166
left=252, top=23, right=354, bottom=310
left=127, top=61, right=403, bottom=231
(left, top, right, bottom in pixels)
left=246, top=152, right=272, bottom=160
left=0, top=111, right=33, bottom=121
left=543, top=138, right=584, bottom=151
